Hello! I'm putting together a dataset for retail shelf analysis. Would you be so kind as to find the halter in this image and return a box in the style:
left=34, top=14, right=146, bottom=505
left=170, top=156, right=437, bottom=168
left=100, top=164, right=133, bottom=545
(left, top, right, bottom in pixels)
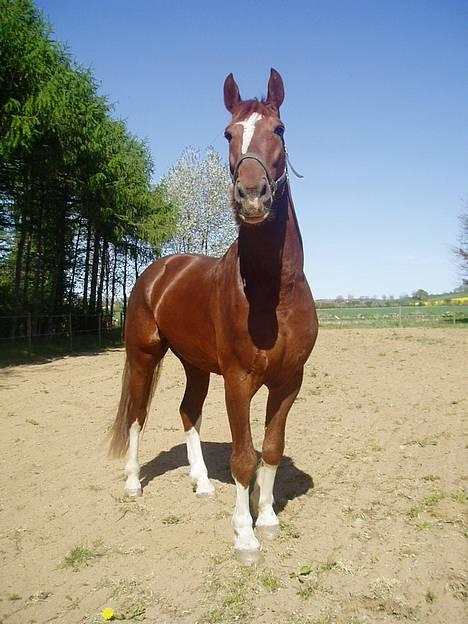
left=230, top=144, right=302, bottom=199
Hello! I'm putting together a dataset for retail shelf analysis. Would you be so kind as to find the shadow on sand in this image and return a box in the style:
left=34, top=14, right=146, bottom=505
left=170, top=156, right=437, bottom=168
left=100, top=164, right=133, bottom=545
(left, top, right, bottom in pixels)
left=140, top=441, right=313, bottom=513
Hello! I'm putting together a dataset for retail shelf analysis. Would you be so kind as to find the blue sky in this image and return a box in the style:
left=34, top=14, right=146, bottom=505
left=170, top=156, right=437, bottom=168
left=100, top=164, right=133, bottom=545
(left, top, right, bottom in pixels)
left=37, top=0, right=468, bottom=299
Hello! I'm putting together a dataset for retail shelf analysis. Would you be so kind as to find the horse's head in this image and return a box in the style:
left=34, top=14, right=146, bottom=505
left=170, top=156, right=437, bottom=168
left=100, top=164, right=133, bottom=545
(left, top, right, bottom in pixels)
left=224, top=68, right=287, bottom=225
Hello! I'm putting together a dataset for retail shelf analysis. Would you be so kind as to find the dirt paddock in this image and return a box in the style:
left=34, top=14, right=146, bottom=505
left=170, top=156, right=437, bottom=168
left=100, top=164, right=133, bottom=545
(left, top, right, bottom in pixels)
left=0, top=328, right=466, bottom=624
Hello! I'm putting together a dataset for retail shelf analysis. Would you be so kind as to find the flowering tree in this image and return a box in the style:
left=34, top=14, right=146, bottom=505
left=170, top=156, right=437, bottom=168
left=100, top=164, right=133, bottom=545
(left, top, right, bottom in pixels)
left=162, top=147, right=237, bottom=256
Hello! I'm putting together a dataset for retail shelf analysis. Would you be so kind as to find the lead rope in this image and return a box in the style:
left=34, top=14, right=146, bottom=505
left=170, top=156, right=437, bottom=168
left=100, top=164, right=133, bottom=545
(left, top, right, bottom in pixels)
left=284, top=144, right=304, bottom=179
left=229, top=143, right=304, bottom=197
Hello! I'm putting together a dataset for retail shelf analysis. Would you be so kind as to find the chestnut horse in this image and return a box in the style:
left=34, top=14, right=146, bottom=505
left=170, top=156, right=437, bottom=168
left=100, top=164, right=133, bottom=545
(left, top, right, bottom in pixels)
left=110, top=68, right=318, bottom=564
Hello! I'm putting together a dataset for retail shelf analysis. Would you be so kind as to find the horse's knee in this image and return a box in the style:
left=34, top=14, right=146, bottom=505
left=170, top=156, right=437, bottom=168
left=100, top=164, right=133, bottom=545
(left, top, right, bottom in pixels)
left=230, top=446, right=257, bottom=487
left=262, top=437, right=284, bottom=467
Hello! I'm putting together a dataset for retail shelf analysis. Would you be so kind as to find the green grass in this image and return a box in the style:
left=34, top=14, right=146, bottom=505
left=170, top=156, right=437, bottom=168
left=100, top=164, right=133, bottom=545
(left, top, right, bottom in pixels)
left=8, top=594, right=22, bottom=601
left=425, top=590, right=436, bottom=603
left=289, top=560, right=337, bottom=601
left=317, top=304, right=468, bottom=328
left=408, top=489, right=468, bottom=525
left=162, top=514, right=181, bottom=525
left=297, top=579, right=324, bottom=599
left=421, top=474, right=440, bottom=482
left=262, top=573, right=279, bottom=592
left=62, top=539, right=105, bottom=571
left=415, top=521, right=432, bottom=530
left=205, top=569, right=254, bottom=624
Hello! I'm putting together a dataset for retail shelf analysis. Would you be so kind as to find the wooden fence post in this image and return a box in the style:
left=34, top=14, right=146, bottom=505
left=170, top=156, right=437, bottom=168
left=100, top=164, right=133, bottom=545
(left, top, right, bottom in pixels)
left=68, top=313, right=73, bottom=351
left=27, top=312, right=32, bottom=356
left=120, top=311, right=125, bottom=343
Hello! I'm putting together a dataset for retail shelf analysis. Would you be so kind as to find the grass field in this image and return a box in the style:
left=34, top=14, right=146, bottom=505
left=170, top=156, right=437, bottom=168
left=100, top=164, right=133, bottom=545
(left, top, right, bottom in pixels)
left=317, top=305, right=468, bottom=328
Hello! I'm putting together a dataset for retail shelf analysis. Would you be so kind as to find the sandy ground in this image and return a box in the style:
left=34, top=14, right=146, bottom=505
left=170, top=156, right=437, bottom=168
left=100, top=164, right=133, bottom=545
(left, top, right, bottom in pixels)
left=0, top=328, right=466, bottom=624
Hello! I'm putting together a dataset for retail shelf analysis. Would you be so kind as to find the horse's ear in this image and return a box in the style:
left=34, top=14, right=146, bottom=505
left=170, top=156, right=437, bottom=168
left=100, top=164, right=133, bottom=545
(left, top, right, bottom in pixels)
left=266, top=68, right=284, bottom=109
left=224, top=73, right=241, bottom=114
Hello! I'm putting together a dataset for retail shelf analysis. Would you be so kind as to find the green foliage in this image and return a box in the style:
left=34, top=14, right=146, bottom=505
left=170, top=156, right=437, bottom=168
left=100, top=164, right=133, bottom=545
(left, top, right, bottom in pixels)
left=0, top=0, right=174, bottom=333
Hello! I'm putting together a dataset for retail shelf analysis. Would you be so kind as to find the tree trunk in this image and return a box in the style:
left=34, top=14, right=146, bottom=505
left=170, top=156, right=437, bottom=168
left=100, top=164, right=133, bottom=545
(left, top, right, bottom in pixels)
left=32, top=196, right=43, bottom=335
left=48, top=196, right=68, bottom=328
left=83, top=220, right=92, bottom=311
left=97, top=238, right=107, bottom=315
left=22, top=232, right=32, bottom=305
left=11, top=204, right=27, bottom=337
left=89, top=230, right=100, bottom=314
left=110, top=244, right=118, bottom=324
left=122, top=241, right=128, bottom=315
left=68, top=219, right=82, bottom=306
left=134, top=243, right=139, bottom=280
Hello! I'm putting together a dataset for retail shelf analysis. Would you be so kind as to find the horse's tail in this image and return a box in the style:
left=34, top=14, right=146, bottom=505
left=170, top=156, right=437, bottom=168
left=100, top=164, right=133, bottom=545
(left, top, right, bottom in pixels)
left=108, top=358, right=163, bottom=458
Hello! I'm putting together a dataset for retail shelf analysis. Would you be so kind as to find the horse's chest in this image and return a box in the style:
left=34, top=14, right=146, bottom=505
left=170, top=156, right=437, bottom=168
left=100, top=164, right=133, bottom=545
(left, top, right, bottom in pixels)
left=268, top=314, right=315, bottom=370
left=228, top=305, right=316, bottom=380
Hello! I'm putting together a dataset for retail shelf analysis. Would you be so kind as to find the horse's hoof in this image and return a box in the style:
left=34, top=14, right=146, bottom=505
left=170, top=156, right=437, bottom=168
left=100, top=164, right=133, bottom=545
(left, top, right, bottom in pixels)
left=196, top=489, right=215, bottom=498
left=234, top=548, right=263, bottom=566
left=124, top=487, right=142, bottom=498
left=255, top=524, right=280, bottom=541
left=194, top=479, right=215, bottom=498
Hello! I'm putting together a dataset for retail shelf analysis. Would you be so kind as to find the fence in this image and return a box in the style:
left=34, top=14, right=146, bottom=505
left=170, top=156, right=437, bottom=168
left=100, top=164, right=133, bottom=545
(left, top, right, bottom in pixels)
left=0, top=312, right=124, bottom=362
left=0, top=305, right=466, bottom=363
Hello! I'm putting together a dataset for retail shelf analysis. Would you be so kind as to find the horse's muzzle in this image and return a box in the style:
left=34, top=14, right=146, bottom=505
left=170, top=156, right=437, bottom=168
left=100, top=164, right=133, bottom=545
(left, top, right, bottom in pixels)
left=234, top=177, right=272, bottom=224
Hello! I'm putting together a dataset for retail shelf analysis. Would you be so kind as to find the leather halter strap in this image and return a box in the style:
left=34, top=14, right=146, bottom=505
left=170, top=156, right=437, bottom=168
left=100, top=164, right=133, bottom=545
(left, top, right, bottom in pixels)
left=230, top=151, right=288, bottom=198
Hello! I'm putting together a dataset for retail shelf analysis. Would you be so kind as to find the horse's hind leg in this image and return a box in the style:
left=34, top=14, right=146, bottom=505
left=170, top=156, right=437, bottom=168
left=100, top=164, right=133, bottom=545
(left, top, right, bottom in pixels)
left=179, top=362, right=214, bottom=497
left=252, top=370, right=304, bottom=539
left=110, top=346, right=165, bottom=497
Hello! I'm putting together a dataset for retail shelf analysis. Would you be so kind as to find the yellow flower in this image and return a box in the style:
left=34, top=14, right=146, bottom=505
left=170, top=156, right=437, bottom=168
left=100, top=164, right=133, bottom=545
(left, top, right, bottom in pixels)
left=101, top=607, right=114, bottom=621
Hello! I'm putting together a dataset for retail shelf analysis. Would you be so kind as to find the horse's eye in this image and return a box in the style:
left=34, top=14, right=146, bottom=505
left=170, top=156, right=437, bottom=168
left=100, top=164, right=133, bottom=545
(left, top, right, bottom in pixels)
left=224, top=131, right=232, bottom=142
left=274, top=126, right=285, bottom=137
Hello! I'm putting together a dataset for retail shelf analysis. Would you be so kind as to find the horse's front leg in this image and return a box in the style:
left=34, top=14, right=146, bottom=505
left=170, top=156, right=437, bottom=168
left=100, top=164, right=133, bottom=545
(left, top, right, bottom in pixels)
left=252, top=370, right=304, bottom=539
left=225, top=375, right=261, bottom=565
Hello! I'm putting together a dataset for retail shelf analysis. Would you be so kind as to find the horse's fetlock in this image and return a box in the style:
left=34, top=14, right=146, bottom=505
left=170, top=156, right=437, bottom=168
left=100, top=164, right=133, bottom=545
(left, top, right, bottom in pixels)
left=125, top=461, right=140, bottom=477
left=189, top=464, right=207, bottom=482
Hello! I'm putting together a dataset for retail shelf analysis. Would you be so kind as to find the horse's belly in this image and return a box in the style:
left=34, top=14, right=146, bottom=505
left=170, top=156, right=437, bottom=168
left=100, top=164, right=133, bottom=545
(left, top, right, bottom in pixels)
left=169, top=340, right=221, bottom=374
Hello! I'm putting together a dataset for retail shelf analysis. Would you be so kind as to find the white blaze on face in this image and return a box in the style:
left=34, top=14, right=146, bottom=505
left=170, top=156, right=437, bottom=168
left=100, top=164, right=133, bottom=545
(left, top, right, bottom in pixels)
left=236, top=112, right=263, bottom=154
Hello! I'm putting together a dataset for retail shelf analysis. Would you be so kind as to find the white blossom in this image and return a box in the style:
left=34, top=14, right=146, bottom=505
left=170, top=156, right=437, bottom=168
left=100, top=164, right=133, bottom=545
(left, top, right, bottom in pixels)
left=162, top=147, right=237, bottom=256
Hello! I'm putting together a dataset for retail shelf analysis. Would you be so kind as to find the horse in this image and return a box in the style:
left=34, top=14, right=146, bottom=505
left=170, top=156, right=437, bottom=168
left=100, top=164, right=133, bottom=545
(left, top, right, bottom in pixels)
left=109, top=68, right=318, bottom=565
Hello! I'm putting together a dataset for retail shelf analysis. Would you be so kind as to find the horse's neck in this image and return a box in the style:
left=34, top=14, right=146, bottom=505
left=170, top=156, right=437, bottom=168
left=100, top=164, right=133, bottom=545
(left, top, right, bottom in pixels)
left=282, top=184, right=304, bottom=273
left=237, top=186, right=304, bottom=295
